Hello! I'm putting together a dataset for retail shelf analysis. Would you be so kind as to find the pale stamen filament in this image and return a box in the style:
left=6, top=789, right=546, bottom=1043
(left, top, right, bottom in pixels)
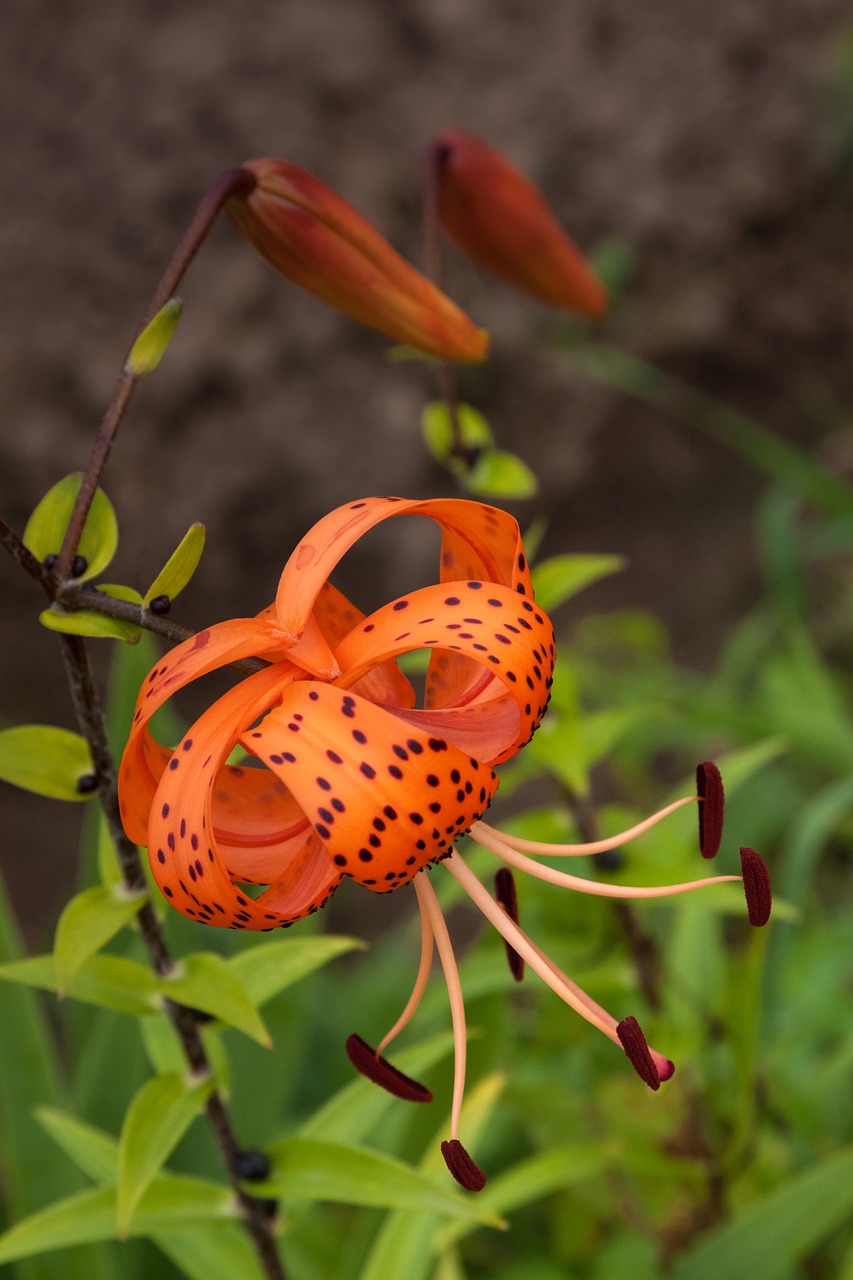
left=446, top=849, right=618, bottom=1042
left=472, top=795, right=698, bottom=857
left=376, top=881, right=436, bottom=1058
left=414, top=872, right=468, bottom=1142
left=472, top=824, right=740, bottom=899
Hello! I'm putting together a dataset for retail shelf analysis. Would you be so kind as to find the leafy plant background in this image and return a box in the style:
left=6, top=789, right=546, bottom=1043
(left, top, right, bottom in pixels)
left=1, top=1, right=853, bottom=1277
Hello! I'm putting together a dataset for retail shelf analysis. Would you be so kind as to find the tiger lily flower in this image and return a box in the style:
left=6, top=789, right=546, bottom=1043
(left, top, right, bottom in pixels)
left=429, top=128, right=608, bottom=318
left=227, top=159, right=489, bottom=362
left=118, top=498, right=770, bottom=1191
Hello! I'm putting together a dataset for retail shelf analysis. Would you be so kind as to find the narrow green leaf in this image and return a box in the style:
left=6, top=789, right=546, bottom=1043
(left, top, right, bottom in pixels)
left=35, top=1107, right=119, bottom=1184
left=161, top=952, right=271, bottom=1046
left=126, top=298, right=183, bottom=376
left=0, top=724, right=94, bottom=800
left=54, top=885, right=146, bottom=992
left=117, top=1071, right=215, bottom=1235
left=531, top=553, right=625, bottom=612
left=23, top=473, right=119, bottom=581
left=259, top=1137, right=499, bottom=1223
left=465, top=449, right=538, bottom=499
left=228, top=934, right=363, bottom=1007
left=154, top=1224, right=266, bottom=1280
left=0, top=953, right=160, bottom=1016
left=0, top=1176, right=236, bottom=1263
left=673, top=1145, right=853, bottom=1280
left=39, top=604, right=141, bottom=643
left=144, top=522, right=206, bottom=604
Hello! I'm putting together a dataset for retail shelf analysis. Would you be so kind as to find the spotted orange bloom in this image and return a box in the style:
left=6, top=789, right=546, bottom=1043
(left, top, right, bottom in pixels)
left=119, top=497, right=770, bottom=1190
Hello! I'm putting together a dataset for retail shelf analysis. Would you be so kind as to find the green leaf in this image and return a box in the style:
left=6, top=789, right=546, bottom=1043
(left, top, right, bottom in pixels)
left=54, top=884, right=146, bottom=993
left=154, top=1224, right=266, bottom=1280
left=140, top=1012, right=231, bottom=1095
left=24, top=473, right=119, bottom=581
left=465, top=449, right=538, bottom=499
left=0, top=724, right=94, bottom=800
left=422, top=401, right=494, bottom=467
left=116, top=1071, right=215, bottom=1235
left=144, top=522, right=206, bottom=603
left=259, top=1137, right=500, bottom=1223
left=35, top=1107, right=119, bottom=1184
left=228, top=934, right=363, bottom=1007
left=126, top=298, right=183, bottom=376
left=161, top=952, right=271, bottom=1046
left=0, top=952, right=160, bottom=1016
left=531, top=553, right=625, bottom=612
left=39, top=604, right=141, bottom=643
left=673, top=1145, right=853, bottom=1280
left=0, top=1176, right=237, bottom=1263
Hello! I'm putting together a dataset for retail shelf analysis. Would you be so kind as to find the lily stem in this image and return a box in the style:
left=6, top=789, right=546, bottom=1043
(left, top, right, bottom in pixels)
left=58, top=633, right=287, bottom=1280
left=54, top=166, right=257, bottom=583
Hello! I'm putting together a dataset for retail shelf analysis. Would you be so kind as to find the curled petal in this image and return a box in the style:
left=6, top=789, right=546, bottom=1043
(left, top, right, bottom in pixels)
left=432, top=129, right=607, bottom=318
left=144, top=664, right=342, bottom=930
left=274, top=497, right=536, bottom=645
left=334, top=580, right=555, bottom=764
left=118, top=618, right=295, bottom=844
left=228, top=158, right=488, bottom=362
left=244, top=683, right=499, bottom=891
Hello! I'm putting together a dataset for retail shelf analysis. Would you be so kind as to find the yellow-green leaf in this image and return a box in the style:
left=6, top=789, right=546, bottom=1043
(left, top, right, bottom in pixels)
left=422, top=401, right=494, bottom=468
left=531, top=553, right=625, bottom=612
left=53, top=885, right=146, bottom=993
left=23, top=474, right=118, bottom=582
left=126, top=298, right=183, bottom=377
left=465, top=448, right=538, bottom=499
left=116, top=1071, right=215, bottom=1235
left=0, top=725, right=94, bottom=800
left=144, top=523, right=206, bottom=604
left=35, top=1108, right=118, bottom=1184
left=160, top=952, right=271, bottom=1047
left=38, top=606, right=141, bottom=644
left=140, top=1013, right=231, bottom=1096
left=0, top=954, right=160, bottom=1017
left=227, top=935, right=363, bottom=1008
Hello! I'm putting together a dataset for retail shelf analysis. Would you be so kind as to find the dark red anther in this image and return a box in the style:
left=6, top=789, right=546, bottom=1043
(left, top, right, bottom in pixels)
left=494, top=867, right=524, bottom=981
left=441, top=1138, right=487, bottom=1192
left=616, top=1016, right=661, bottom=1091
left=345, top=1034, right=433, bottom=1103
left=697, top=761, right=724, bottom=859
left=740, top=848, right=772, bottom=926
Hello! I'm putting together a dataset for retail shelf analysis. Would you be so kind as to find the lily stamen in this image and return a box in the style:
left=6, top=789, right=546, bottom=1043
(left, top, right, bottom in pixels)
left=375, top=881, right=435, bottom=1058
left=472, top=794, right=699, bottom=858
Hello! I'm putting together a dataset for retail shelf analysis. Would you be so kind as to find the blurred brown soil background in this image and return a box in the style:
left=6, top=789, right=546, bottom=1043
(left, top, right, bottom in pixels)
left=1, top=0, right=851, bottom=941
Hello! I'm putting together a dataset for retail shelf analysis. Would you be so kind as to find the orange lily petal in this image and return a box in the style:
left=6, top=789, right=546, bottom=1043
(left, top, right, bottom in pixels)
left=432, top=129, right=607, bottom=318
left=227, top=158, right=489, bottom=363
left=118, top=617, right=295, bottom=844
left=244, top=683, right=499, bottom=891
left=275, top=497, right=534, bottom=642
left=334, top=581, right=555, bottom=763
left=145, top=664, right=342, bottom=929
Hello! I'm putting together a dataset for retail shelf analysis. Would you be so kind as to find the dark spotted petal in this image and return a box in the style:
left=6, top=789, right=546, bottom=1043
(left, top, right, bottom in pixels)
left=246, top=683, right=500, bottom=893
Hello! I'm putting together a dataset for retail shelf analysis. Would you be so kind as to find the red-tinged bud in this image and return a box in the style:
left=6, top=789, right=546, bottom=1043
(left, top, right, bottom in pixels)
left=345, top=1034, right=433, bottom=1102
left=740, top=848, right=772, bottom=926
left=441, top=1138, right=487, bottom=1192
left=494, top=867, right=524, bottom=981
left=228, top=158, right=488, bottom=363
left=616, top=1015, right=661, bottom=1091
left=697, top=761, right=725, bottom=859
left=431, top=129, right=607, bottom=318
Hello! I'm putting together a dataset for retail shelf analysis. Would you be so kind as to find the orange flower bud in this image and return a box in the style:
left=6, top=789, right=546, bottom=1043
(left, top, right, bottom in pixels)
left=431, top=129, right=607, bottom=318
left=227, top=157, right=488, bottom=362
